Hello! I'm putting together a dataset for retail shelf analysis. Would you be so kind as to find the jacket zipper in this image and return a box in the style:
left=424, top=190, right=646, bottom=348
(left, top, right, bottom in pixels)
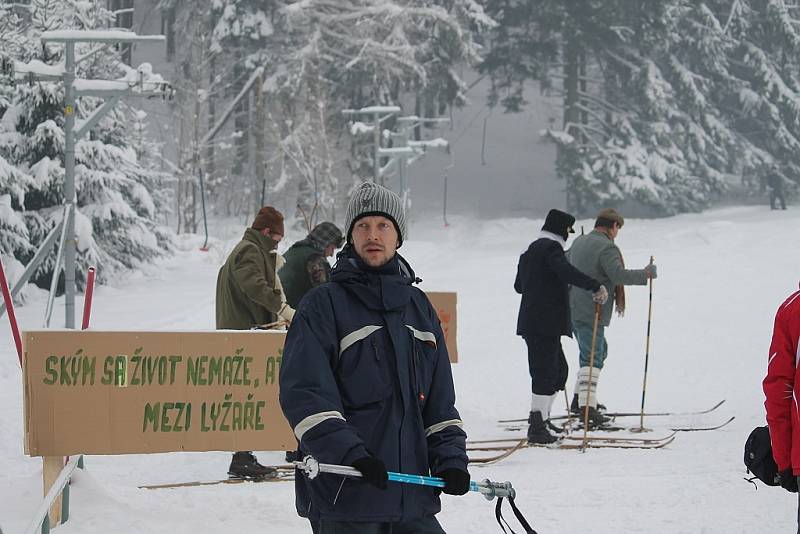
left=411, top=331, right=424, bottom=404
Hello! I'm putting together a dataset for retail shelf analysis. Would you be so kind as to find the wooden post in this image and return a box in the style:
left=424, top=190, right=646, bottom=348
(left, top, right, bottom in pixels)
left=43, top=456, right=63, bottom=527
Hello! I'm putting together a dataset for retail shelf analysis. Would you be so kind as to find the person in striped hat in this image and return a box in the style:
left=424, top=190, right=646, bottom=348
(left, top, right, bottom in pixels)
left=280, top=182, right=469, bottom=533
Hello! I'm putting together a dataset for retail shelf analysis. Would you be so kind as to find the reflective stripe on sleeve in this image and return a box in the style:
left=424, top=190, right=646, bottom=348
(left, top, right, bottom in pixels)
left=425, top=418, right=463, bottom=437
left=294, top=411, right=346, bottom=442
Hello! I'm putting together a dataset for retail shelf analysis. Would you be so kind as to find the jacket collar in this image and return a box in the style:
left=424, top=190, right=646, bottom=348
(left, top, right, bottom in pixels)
left=591, top=228, right=614, bottom=242
left=331, top=245, right=419, bottom=311
left=243, top=227, right=278, bottom=251
left=538, top=230, right=566, bottom=249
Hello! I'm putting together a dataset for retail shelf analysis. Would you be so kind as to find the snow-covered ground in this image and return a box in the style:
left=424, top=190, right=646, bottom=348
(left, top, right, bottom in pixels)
left=0, top=206, right=796, bottom=533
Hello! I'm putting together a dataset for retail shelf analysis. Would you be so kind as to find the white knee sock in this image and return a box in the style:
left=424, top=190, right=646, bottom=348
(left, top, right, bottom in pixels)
left=530, top=393, right=551, bottom=417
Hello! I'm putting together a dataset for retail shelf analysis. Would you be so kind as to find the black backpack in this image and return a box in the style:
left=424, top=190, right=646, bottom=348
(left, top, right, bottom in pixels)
left=744, top=425, right=780, bottom=487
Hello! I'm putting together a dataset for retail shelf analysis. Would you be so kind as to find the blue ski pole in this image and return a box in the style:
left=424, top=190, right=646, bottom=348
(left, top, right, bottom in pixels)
left=294, top=456, right=515, bottom=500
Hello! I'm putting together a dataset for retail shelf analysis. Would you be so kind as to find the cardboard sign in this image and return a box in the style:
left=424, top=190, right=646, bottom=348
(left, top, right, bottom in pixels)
left=23, top=330, right=295, bottom=457
left=22, top=292, right=458, bottom=457
left=426, top=291, right=458, bottom=363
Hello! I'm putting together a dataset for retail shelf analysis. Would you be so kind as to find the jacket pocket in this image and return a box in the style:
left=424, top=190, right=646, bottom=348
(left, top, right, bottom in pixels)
left=407, top=325, right=438, bottom=407
left=336, top=329, right=392, bottom=409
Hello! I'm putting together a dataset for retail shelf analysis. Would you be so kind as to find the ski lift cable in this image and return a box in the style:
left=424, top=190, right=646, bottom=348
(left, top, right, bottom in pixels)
left=452, top=103, right=490, bottom=144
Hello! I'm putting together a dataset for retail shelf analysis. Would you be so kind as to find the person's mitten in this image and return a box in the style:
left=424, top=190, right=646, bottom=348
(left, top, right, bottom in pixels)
left=352, top=457, right=388, bottom=489
left=436, top=468, right=471, bottom=496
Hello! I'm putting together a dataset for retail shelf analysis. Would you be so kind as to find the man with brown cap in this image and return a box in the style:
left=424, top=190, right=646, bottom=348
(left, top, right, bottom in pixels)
left=567, top=208, right=657, bottom=427
left=515, top=209, right=607, bottom=443
left=216, top=205, right=294, bottom=479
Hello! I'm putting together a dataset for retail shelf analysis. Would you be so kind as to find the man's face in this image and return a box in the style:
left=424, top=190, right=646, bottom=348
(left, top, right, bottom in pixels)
left=609, top=223, right=620, bottom=240
left=351, top=215, right=399, bottom=268
left=324, top=244, right=336, bottom=258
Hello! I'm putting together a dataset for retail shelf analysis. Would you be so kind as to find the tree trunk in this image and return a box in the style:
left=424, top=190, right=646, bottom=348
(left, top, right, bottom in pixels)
left=207, top=54, right=216, bottom=203
left=253, top=71, right=266, bottom=212
left=562, top=39, right=581, bottom=214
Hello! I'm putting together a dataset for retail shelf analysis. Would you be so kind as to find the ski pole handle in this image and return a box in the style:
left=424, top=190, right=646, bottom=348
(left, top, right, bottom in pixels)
left=294, top=456, right=515, bottom=500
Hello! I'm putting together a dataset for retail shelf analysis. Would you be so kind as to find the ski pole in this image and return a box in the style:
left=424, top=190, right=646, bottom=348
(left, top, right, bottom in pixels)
left=0, top=257, right=22, bottom=365
left=81, top=266, right=95, bottom=330
left=563, top=389, right=573, bottom=430
left=636, top=256, right=655, bottom=432
left=294, top=456, right=515, bottom=500
left=581, top=302, right=602, bottom=451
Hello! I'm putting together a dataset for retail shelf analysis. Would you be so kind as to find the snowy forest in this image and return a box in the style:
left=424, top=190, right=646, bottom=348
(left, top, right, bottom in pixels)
left=1, top=0, right=800, bottom=286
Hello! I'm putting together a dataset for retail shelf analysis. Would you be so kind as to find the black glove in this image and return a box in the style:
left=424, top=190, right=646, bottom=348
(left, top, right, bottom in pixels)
left=779, top=468, right=798, bottom=493
left=436, top=468, right=471, bottom=496
left=352, top=457, right=388, bottom=489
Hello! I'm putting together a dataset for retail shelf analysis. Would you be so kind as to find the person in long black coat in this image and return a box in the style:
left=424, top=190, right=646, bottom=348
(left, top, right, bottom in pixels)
left=514, top=209, right=607, bottom=443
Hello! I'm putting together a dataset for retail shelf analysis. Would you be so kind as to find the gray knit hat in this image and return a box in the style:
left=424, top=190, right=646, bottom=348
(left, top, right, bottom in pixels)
left=344, top=182, right=407, bottom=246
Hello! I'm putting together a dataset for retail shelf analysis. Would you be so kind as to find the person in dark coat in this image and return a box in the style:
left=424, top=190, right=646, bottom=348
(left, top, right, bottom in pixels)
left=279, top=182, right=469, bottom=533
left=766, top=164, right=788, bottom=210
left=514, top=209, right=607, bottom=444
left=216, top=206, right=293, bottom=479
left=279, top=221, right=344, bottom=308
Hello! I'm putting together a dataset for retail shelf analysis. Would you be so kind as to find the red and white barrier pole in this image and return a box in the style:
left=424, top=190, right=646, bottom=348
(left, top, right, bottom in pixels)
left=81, top=267, right=95, bottom=330
left=0, top=258, right=22, bottom=365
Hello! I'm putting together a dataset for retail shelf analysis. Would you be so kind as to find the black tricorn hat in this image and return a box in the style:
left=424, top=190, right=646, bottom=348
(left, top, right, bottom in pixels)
left=542, top=209, right=576, bottom=235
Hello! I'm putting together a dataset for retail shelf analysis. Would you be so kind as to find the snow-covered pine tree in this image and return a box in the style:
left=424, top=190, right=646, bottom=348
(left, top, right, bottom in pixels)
left=481, top=0, right=800, bottom=215
left=0, top=0, right=171, bottom=290
left=702, top=0, right=800, bottom=195
left=551, top=1, right=733, bottom=215
left=0, top=3, right=35, bottom=263
left=130, top=108, right=175, bottom=233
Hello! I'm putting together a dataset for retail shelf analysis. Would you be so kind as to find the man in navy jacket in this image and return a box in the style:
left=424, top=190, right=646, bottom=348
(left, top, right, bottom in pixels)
left=280, top=182, right=469, bottom=533
left=515, top=209, right=607, bottom=443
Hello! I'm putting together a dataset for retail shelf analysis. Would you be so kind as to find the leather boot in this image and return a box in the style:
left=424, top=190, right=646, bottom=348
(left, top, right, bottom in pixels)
left=527, top=411, right=559, bottom=444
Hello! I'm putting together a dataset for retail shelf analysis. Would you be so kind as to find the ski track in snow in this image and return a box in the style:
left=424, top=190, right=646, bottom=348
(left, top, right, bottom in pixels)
left=0, top=206, right=796, bottom=533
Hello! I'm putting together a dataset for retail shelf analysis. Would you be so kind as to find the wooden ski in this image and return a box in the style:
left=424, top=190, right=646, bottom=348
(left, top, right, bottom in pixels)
left=468, top=435, right=675, bottom=460
left=139, top=468, right=296, bottom=489
left=497, top=399, right=726, bottom=424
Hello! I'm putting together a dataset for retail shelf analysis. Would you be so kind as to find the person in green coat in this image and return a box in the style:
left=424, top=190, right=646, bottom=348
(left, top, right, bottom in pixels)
left=567, top=208, right=657, bottom=427
left=215, top=206, right=295, bottom=479
left=279, top=221, right=344, bottom=308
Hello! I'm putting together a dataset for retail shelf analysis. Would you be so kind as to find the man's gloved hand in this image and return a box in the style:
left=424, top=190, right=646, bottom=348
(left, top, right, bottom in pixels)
left=592, top=285, right=608, bottom=305
left=436, top=468, right=471, bottom=496
left=779, top=468, right=798, bottom=493
left=645, top=264, right=658, bottom=279
left=352, top=457, right=388, bottom=489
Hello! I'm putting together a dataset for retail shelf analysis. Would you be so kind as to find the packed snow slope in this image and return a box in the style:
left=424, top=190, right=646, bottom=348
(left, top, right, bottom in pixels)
left=0, top=206, right=796, bottom=533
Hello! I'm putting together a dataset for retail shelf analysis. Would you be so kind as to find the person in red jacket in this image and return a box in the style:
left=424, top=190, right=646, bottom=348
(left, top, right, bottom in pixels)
left=763, top=288, right=800, bottom=526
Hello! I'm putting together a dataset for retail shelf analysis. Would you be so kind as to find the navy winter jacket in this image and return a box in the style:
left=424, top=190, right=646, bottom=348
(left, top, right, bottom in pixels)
left=515, top=234, right=600, bottom=337
left=279, top=247, right=467, bottom=522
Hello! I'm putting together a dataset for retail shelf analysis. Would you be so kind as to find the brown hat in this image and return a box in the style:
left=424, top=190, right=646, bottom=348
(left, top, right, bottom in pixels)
left=595, top=208, right=624, bottom=229
left=252, top=206, right=284, bottom=235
